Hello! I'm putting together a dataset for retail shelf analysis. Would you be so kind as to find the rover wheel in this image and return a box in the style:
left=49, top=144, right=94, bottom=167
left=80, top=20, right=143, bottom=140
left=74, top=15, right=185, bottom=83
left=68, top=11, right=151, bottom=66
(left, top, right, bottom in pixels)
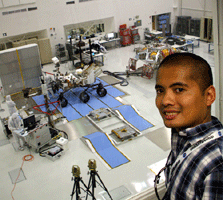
left=97, top=87, right=107, bottom=97
left=80, top=92, right=90, bottom=103
left=60, top=97, right=68, bottom=107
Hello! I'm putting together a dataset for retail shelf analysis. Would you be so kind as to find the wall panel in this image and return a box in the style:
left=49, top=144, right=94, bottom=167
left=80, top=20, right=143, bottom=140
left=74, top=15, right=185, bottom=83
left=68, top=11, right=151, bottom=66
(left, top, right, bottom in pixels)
left=19, top=0, right=36, bottom=4
left=0, top=44, right=42, bottom=95
left=2, top=0, right=20, bottom=7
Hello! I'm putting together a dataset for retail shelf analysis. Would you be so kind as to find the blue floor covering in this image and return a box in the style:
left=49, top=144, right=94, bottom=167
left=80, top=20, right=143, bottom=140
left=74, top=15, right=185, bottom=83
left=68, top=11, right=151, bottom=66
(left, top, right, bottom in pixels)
left=115, top=105, right=154, bottom=131
left=32, top=78, right=124, bottom=121
left=83, top=132, right=130, bottom=168
left=32, top=79, right=153, bottom=131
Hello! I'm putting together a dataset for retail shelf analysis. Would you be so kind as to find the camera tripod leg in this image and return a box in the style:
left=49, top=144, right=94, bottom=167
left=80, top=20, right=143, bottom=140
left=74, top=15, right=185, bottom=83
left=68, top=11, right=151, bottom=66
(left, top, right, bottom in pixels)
left=95, top=172, right=113, bottom=200
left=86, top=172, right=97, bottom=200
left=70, top=177, right=81, bottom=200
left=82, top=177, right=96, bottom=200
left=70, top=179, right=76, bottom=200
left=86, top=174, right=91, bottom=200
left=76, top=178, right=81, bottom=200
left=90, top=171, right=96, bottom=199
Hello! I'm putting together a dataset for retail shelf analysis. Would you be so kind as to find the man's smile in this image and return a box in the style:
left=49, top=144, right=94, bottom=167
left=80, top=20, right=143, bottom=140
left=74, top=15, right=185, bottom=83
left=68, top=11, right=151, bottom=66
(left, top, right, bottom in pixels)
left=162, top=110, right=180, bottom=120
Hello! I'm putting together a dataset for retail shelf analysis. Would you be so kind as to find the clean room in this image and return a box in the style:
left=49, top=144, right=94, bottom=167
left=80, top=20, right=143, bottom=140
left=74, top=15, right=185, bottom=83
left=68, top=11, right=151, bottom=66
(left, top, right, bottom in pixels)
left=0, top=0, right=222, bottom=199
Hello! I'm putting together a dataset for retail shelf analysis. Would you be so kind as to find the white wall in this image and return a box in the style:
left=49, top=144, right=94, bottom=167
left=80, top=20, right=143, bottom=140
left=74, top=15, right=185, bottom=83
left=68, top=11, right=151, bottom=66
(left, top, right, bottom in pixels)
left=181, top=0, right=212, bottom=18
left=0, top=0, right=212, bottom=56
left=0, top=0, right=174, bottom=56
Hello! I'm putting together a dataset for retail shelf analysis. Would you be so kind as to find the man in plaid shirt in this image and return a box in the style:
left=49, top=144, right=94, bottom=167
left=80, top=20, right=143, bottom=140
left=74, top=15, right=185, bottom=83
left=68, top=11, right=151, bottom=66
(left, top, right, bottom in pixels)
left=155, top=52, right=223, bottom=199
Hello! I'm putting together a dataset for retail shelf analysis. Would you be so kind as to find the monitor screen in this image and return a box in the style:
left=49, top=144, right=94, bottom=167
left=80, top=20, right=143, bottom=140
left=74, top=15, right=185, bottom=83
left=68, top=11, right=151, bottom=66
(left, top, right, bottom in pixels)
left=23, top=115, right=36, bottom=131
left=107, top=33, right=114, bottom=39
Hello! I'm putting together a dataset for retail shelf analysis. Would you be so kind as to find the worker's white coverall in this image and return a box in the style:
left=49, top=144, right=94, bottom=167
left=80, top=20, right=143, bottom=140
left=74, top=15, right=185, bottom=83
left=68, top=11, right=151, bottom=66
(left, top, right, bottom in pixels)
left=44, top=74, right=56, bottom=99
left=93, top=40, right=107, bottom=53
left=8, top=113, right=26, bottom=149
left=6, top=95, right=17, bottom=116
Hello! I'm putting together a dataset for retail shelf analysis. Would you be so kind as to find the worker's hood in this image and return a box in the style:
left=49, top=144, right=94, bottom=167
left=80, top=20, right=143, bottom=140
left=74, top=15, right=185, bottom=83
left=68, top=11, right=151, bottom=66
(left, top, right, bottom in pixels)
left=6, top=95, right=12, bottom=101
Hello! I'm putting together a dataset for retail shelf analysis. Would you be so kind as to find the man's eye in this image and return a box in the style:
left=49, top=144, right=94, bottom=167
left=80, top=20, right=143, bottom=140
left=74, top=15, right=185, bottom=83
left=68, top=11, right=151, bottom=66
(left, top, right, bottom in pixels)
left=176, top=88, right=184, bottom=92
left=156, top=89, right=163, bottom=94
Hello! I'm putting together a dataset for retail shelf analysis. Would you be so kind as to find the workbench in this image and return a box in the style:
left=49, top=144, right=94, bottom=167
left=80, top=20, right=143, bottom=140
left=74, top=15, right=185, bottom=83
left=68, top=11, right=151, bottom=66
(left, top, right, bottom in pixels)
left=171, top=40, right=194, bottom=53
left=184, top=34, right=200, bottom=47
left=99, top=38, right=121, bottom=49
left=72, top=50, right=104, bottom=66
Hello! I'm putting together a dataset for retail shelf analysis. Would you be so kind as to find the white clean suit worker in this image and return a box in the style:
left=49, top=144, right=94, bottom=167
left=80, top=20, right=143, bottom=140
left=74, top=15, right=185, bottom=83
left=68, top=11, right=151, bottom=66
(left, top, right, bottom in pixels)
left=44, top=74, right=56, bottom=99
left=6, top=95, right=17, bottom=116
left=8, top=113, right=26, bottom=151
left=93, top=40, right=107, bottom=53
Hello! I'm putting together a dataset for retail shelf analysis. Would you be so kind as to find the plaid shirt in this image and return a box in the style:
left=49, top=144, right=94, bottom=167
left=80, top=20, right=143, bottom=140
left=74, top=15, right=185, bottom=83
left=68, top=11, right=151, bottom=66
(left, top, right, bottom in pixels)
left=163, top=116, right=223, bottom=200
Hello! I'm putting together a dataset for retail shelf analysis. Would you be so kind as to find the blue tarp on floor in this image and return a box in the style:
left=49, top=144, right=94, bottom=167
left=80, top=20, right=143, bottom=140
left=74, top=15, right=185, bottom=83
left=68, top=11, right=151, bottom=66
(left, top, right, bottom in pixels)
left=115, top=105, right=154, bottom=131
left=32, top=78, right=124, bottom=121
left=32, top=95, right=55, bottom=113
left=32, top=79, right=153, bottom=131
left=83, top=132, right=130, bottom=168
left=88, top=88, right=123, bottom=108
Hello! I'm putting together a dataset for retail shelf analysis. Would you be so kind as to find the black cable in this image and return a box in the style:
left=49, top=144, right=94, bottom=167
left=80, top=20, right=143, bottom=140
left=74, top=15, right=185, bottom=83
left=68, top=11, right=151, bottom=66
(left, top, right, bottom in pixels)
left=38, top=142, right=65, bottom=157
left=95, top=180, right=104, bottom=189
left=103, top=70, right=129, bottom=86
left=39, top=152, right=46, bottom=157
left=39, top=145, right=55, bottom=157
left=51, top=127, right=68, bottom=139
left=71, top=186, right=96, bottom=199
left=154, top=175, right=161, bottom=200
left=80, top=187, right=95, bottom=198
left=154, top=166, right=167, bottom=200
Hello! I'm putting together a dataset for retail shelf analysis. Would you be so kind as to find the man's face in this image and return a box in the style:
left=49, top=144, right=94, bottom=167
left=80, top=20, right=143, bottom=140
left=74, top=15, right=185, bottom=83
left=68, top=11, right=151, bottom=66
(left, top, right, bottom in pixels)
left=155, top=65, right=211, bottom=132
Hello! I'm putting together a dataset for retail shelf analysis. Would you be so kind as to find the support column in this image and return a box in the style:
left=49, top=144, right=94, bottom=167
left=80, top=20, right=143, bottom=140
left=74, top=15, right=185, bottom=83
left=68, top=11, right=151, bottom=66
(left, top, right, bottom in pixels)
left=213, top=0, right=223, bottom=122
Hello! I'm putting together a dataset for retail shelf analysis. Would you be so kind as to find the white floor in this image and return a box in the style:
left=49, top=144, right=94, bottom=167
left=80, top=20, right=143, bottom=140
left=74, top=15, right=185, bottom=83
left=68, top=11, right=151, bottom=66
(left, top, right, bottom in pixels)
left=0, top=40, right=215, bottom=200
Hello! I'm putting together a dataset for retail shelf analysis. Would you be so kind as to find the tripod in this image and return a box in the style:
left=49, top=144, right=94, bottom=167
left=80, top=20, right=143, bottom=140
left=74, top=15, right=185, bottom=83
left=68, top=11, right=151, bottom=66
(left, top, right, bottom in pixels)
left=71, top=176, right=83, bottom=200
left=70, top=165, right=95, bottom=200
left=86, top=160, right=113, bottom=200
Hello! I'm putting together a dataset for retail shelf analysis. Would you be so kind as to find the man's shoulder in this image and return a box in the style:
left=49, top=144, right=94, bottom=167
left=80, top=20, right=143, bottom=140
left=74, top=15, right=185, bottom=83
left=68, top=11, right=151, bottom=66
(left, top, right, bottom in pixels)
left=188, top=117, right=223, bottom=140
left=198, top=136, right=223, bottom=171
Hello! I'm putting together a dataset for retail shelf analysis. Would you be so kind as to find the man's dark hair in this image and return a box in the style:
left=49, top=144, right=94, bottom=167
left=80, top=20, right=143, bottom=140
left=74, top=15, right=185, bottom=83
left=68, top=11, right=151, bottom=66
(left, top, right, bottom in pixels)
left=158, top=52, right=213, bottom=93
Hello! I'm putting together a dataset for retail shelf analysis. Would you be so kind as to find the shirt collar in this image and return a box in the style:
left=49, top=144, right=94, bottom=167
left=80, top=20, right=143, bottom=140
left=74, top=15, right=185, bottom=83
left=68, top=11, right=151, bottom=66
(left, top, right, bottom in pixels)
left=173, top=116, right=223, bottom=145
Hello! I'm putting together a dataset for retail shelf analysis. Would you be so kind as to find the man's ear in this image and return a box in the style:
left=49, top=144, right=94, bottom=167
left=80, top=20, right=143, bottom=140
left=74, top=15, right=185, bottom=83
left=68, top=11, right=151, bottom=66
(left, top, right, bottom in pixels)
left=205, top=85, right=216, bottom=106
